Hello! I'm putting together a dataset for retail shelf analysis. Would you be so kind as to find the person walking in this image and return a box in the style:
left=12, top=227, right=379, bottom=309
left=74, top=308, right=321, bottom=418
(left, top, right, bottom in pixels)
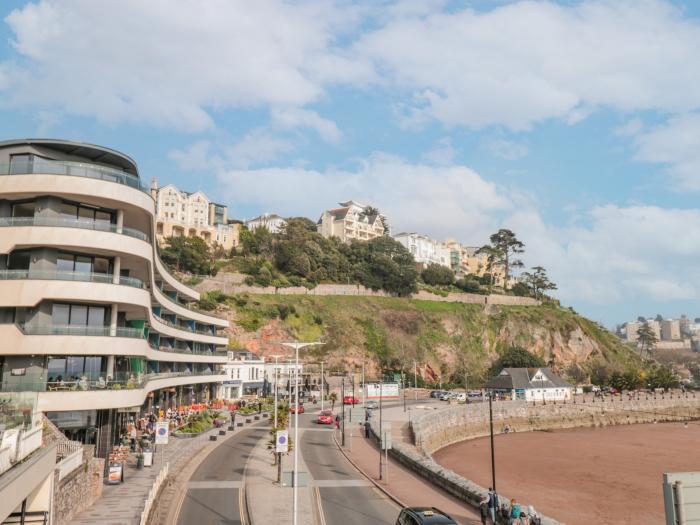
left=479, top=497, right=489, bottom=525
left=334, top=414, right=340, bottom=430
left=364, top=420, right=371, bottom=438
left=509, top=499, right=522, bottom=524
left=487, top=488, right=498, bottom=525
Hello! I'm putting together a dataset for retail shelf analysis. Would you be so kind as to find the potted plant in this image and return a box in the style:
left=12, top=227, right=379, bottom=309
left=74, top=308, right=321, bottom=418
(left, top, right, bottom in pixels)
left=136, top=452, right=144, bottom=469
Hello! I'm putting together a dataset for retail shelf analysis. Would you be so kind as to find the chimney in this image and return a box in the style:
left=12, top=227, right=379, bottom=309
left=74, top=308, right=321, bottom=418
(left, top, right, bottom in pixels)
left=150, top=177, right=158, bottom=200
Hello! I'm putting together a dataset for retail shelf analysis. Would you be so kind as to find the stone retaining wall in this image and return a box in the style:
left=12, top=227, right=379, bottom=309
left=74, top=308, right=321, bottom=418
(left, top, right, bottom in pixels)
left=53, top=445, right=104, bottom=525
left=196, top=274, right=540, bottom=306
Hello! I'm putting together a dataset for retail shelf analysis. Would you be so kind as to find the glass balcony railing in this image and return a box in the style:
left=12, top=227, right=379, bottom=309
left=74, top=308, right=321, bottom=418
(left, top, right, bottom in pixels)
left=0, top=216, right=150, bottom=242
left=153, top=315, right=218, bottom=336
left=0, top=269, right=144, bottom=289
left=18, top=324, right=145, bottom=338
left=1, top=159, right=148, bottom=193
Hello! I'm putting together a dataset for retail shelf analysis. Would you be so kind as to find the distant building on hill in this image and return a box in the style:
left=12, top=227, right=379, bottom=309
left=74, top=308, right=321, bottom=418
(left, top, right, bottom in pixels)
left=317, top=200, right=387, bottom=242
left=245, top=213, right=287, bottom=234
left=151, top=178, right=239, bottom=250
left=393, top=232, right=451, bottom=269
left=442, top=238, right=510, bottom=287
left=485, top=367, right=573, bottom=401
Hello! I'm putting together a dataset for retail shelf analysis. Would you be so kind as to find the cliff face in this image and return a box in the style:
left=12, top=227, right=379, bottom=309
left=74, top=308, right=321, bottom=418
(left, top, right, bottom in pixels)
left=211, top=293, right=638, bottom=384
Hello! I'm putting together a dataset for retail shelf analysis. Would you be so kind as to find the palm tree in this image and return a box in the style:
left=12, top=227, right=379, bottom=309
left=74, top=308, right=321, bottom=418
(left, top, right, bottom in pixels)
left=637, top=322, right=658, bottom=359
left=329, top=391, right=337, bottom=410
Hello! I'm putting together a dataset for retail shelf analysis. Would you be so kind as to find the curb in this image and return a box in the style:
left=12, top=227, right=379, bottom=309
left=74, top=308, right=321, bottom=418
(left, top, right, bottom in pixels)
left=332, top=432, right=406, bottom=509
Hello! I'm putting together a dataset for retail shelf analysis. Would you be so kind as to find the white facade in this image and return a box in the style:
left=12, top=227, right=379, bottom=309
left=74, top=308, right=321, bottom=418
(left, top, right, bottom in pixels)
left=155, top=184, right=211, bottom=227
left=394, top=232, right=451, bottom=268
left=246, top=214, right=287, bottom=234
left=223, top=351, right=266, bottom=399
left=317, top=200, right=386, bottom=243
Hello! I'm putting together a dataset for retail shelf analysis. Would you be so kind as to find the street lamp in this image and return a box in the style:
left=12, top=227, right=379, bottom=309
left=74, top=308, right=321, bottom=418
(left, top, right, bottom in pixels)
left=279, top=341, right=324, bottom=525
left=269, top=355, right=283, bottom=430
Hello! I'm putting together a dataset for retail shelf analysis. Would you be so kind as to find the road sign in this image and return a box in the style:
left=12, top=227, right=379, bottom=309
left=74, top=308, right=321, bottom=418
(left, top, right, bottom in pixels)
left=381, top=422, right=392, bottom=450
left=276, top=430, right=289, bottom=453
left=155, top=422, right=169, bottom=445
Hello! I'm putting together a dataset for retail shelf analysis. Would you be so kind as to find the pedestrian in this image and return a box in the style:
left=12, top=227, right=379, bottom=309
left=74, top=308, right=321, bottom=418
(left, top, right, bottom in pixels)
left=479, top=498, right=489, bottom=525
left=364, top=420, right=370, bottom=438
left=334, top=415, right=340, bottom=430
left=509, top=499, right=522, bottom=524
left=487, top=488, right=498, bottom=525
left=527, top=506, right=541, bottom=525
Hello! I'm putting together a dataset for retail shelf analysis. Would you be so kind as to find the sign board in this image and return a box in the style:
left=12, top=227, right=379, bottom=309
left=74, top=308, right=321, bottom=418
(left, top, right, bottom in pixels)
left=381, top=422, right=392, bottom=450
left=663, top=471, right=700, bottom=524
left=276, top=430, right=288, bottom=453
left=365, top=382, right=400, bottom=399
left=155, top=422, right=169, bottom=445
left=107, top=463, right=123, bottom=484
left=117, top=406, right=140, bottom=413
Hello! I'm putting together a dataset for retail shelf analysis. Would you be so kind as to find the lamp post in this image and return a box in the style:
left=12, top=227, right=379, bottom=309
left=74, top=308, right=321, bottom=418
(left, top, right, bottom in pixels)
left=361, top=361, right=365, bottom=408
left=320, top=361, right=324, bottom=411
left=413, top=361, right=418, bottom=401
left=269, top=355, right=283, bottom=430
left=341, top=377, right=346, bottom=446
left=279, top=341, right=324, bottom=525
left=488, top=391, right=496, bottom=492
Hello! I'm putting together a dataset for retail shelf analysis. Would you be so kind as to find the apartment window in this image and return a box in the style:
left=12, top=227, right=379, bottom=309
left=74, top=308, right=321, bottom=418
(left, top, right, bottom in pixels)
left=56, top=251, right=111, bottom=275
left=7, top=249, right=31, bottom=270
left=52, top=303, right=108, bottom=327
left=9, top=154, right=32, bottom=174
left=11, top=201, right=35, bottom=218
left=59, top=200, right=115, bottom=225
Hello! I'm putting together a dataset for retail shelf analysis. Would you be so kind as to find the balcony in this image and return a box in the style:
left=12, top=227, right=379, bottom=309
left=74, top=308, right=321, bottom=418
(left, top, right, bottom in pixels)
left=0, top=269, right=145, bottom=289
left=18, top=324, right=145, bottom=338
left=1, top=158, right=148, bottom=193
left=0, top=216, right=150, bottom=242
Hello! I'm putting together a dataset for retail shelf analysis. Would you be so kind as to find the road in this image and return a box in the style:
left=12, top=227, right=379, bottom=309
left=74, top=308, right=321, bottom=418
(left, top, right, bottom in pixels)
left=176, top=425, right=267, bottom=525
left=299, top=411, right=399, bottom=525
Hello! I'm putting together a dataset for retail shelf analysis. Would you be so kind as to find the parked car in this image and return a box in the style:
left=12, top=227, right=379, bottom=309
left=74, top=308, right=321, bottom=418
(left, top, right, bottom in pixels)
left=454, top=393, right=467, bottom=402
left=343, top=395, right=360, bottom=405
left=365, top=400, right=379, bottom=410
left=439, top=392, right=454, bottom=401
left=290, top=404, right=304, bottom=414
left=317, top=409, right=333, bottom=424
left=467, top=390, right=482, bottom=398
left=430, top=390, right=444, bottom=398
left=396, top=507, right=457, bottom=525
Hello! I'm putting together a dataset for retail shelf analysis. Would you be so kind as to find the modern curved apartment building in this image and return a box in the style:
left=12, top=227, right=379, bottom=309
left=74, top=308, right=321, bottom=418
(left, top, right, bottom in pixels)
left=0, top=139, right=229, bottom=456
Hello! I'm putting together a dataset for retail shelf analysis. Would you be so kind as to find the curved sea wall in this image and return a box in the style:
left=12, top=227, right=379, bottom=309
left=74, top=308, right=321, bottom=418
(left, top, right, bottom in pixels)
left=414, top=395, right=700, bottom=455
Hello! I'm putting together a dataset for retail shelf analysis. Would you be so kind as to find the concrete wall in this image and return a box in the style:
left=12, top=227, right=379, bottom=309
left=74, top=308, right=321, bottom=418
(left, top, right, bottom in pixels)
left=196, top=274, right=540, bottom=306
left=52, top=445, right=104, bottom=525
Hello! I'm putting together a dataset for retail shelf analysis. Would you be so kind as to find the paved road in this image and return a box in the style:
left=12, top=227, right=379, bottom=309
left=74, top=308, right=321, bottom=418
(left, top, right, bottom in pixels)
left=299, top=412, right=399, bottom=525
left=176, top=425, right=267, bottom=525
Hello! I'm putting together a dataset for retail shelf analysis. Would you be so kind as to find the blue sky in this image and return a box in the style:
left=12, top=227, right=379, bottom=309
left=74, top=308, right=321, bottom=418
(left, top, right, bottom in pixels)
left=0, top=0, right=698, bottom=327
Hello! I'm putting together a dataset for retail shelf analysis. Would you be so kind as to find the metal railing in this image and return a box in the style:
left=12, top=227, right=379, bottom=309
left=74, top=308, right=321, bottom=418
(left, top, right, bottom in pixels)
left=152, top=315, right=217, bottom=336
left=0, top=269, right=144, bottom=289
left=0, top=216, right=149, bottom=241
left=1, top=159, right=148, bottom=193
left=18, top=324, right=145, bottom=338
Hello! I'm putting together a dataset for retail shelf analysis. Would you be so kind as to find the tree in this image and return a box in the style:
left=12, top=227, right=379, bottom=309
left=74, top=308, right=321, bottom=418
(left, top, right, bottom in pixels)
left=521, top=266, right=557, bottom=299
left=352, top=236, right=418, bottom=296
left=329, top=391, right=337, bottom=410
left=489, top=346, right=545, bottom=376
left=160, top=235, right=216, bottom=275
left=478, top=229, right=524, bottom=290
left=455, top=276, right=482, bottom=293
left=510, top=282, right=530, bottom=297
left=421, top=263, right=454, bottom=286
left=637, top=322, right=658, bottom=359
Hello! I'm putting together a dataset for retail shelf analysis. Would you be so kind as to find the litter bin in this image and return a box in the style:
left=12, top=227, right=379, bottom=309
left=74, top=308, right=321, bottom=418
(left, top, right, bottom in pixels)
left=143, top=450, right=153, bottom=467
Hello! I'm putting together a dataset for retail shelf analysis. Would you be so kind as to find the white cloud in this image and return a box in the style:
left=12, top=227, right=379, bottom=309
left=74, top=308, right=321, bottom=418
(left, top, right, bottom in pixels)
left=633, top=113, right=700, bottom=191
left=422, top=137, right=456, bottom=165
left=228, top=129, right=294, bottom=168
left=1, top=0, right=371, bottom=131
left=356, top=0, right=700, bottom=130
left=483, top=136, right=528, bottom=160
left=271, top=107, right=342, bottom=143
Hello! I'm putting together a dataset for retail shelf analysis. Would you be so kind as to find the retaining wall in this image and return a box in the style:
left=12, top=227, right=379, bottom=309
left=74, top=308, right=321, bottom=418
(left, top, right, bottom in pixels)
left=53, top=445, right=104, bottom=525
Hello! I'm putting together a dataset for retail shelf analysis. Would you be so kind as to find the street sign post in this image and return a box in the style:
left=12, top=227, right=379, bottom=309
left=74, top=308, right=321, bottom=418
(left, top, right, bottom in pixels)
left=155, top=422, right=169, bottom=445
left=381, top=422, right=392, bottom=482
left=276, top=430, right=289, bottom=453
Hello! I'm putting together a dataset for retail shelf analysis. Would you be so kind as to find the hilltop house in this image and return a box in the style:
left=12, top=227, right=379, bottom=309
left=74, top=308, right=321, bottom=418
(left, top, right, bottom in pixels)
left=317, top=200, right=386, bottom=242
left=486, top=368, right=573, bottom=401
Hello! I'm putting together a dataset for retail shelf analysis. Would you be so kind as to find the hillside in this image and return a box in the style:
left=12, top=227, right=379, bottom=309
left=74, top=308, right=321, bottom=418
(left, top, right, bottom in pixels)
left=198, top=286, right=641, bottom=386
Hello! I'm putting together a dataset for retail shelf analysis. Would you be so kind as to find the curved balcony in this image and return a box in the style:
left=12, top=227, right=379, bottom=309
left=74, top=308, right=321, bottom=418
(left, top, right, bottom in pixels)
left=0, top=216, right=150, bottom=242
left=153, top=286, right=228, bottom=326
left=0, top=158, right=148, bottom=194
left=0, top=269, right=144, bottom=289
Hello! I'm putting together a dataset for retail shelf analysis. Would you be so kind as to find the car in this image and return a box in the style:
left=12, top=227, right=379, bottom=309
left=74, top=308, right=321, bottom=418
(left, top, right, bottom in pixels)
left=343, top=395, right=360, bottom=405
left=439, top=392, right=454, bottom=401
left=467, top=390, right=482, bottom=398
left=429, top=390, right=443, bottom=398
left=396, top=507, right=457, bottom=525
left=289, top=404, right=304, bottom=414
left=365, top=400, right=379, bottom=410
left=317, top=409, right=333, bottom=424
left=454, top=393, right=467, bottom=402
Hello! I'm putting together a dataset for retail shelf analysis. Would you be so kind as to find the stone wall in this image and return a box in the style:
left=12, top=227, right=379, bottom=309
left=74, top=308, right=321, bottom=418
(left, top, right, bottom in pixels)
left=413, top=395, right=700, bottom=454
left=196, top=273, right=540, bottom=306
left=52, top=445, right=104, bottom=525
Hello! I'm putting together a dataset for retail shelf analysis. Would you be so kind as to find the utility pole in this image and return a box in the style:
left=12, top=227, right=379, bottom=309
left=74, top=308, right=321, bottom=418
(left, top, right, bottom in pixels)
left=489, top=391, right=496, bottom=492
left=341, top=378, right=346, bottom=446
left=320, top=361, right=324, bottom=411
left=378, top=377, right=383, bottom=480
left=270, top=355, right=283, bottom=430
left=279, top=341, right=324, bottom=525
left=351, top=371, right=355, bottom=422
left=402, top=371, right=406, bottom=412
left=413, top=361, right=417, bottom=401
left=361, top=361, right=365, bottom=408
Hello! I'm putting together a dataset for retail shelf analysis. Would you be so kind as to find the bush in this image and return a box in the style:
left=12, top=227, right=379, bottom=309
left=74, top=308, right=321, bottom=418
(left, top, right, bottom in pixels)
left=421, top=263, right=455, bottom=286
left=489, top=346, right=545, bottom=376
left=455, top=277, right=482, bottom=293
left=511, top=282, right=531, bottom=297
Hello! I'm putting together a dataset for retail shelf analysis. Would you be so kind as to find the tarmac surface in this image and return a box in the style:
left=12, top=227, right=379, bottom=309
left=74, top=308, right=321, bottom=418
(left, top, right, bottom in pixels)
left=433, top=421, right=700, bottom=525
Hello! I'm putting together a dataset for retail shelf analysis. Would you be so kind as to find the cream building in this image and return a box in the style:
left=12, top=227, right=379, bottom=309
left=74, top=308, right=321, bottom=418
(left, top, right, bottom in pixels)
left=443, top=238, right=509, bottom=287
left=151, top=178, right=239, bottom=251
left=393, top=232, right=451, bottom=268
left=246, top=213, right=287, bottom=234
left=317, top=200, right=386, bottom=242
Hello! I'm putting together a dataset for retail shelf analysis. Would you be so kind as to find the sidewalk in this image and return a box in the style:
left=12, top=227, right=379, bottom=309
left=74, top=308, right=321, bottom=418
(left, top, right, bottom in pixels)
left=72, top=413, right=255, bottom=525
left=340, top=406, right=482, bottom=525
left=246, top=427, right=316, bottom=525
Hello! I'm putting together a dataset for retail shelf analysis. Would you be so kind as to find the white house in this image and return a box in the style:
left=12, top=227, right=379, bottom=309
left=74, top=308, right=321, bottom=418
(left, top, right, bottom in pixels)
left=485, top=367, right=572, bottom=401
left=222, top=351, right=266, bottom=399
left=246, top=213, right=287, bottom=234
left=393, top=232, right=452, bottom=268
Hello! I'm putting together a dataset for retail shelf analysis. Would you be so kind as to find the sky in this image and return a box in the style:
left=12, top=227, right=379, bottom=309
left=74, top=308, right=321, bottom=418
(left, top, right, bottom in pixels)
left=0, top=0, right=698, bottom=327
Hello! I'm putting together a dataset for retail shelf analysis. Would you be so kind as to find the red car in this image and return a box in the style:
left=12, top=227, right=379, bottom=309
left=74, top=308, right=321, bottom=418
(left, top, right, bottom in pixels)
left=317, top=409, right=333, bottom=424
left=343, top=395, right=360, bottom=405
left=289, top=404, right=304, bottom=414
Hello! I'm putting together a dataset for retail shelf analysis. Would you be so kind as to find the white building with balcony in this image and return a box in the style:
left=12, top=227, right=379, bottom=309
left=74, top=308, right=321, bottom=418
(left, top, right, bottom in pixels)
left=245, top=213, right=287, bottom=234
left=222, top=351, right=266, bottom=399
left=0, top=139, right=229, bottom=459
left=317, top=200, right=386, bottom=243
left=393, top=232, right=451, bottom=269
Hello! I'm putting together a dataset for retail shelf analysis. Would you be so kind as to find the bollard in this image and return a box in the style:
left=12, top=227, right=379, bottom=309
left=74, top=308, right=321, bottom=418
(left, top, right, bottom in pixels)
left=228, top=425, right=235, bottom=431
left=210, top=435, right=217, bottom=441
left=254, top=416, right=260, bottom=421
left=219, top=430, right=226, bottom=435
left=246, top=418, right=252, bottom=424
left=237, top=422, right=243, bottom=427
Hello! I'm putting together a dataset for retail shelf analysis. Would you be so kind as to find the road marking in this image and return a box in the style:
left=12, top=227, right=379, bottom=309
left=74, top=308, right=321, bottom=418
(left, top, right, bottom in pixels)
left=239, top=486, right=246, bottom=525
left=312, top=479, right=373, bottom=487
left=188, top=480, right=243, bottom=489
left=314, top=486, right=327, bottom=525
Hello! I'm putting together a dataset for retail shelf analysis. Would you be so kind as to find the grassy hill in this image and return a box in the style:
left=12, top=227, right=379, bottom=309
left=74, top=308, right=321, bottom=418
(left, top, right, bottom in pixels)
left=200, top=289, right=641, bottom=387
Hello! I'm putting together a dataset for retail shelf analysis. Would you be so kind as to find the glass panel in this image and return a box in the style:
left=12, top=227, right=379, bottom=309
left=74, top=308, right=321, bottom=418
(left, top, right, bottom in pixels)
left=58, top=202, right=78, bottom=219
left=47, top=358, right=66, bottom=382
left=66, top=356, right=84, bottom=380
left=93, top=257, right=110, bottom=274
left=51, top=304, right=70, bottom=325
left=77, top=206, right=94, bottom=222
left=84, top=357, right=102, bottom=381
left=87, top=306, right=105, bottom=327
left=74, top=256, right=92, bottom=274
left=7, top=250, right=30, bottom=270
left=56, top=253, right=75, bottom=272
left=9, top=154, right=32, bottom=175
left=69, top=305, right=88, bottom=326
left=11, top=202, right=34, bottom=218
left=94, top=210, right=112, bottom=225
